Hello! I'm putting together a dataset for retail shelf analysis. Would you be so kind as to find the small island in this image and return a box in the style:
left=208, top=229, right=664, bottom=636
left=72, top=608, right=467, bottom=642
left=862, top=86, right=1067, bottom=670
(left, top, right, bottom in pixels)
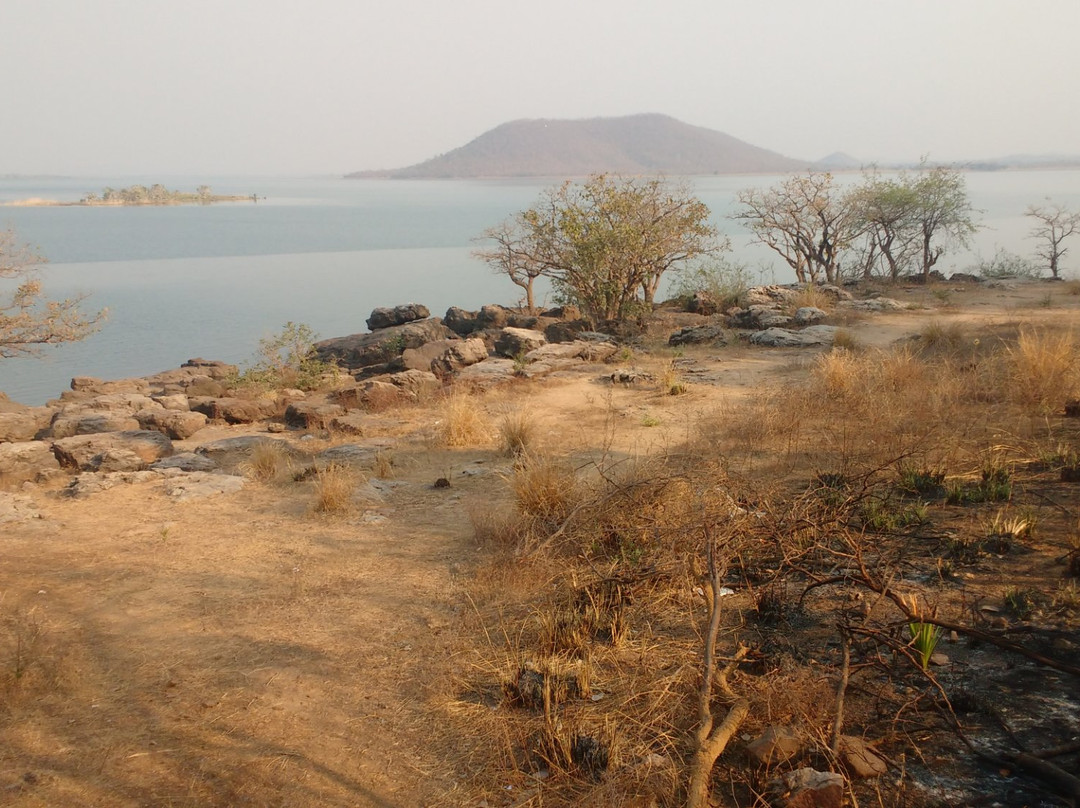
left=4, top=184, right=256, bottom=207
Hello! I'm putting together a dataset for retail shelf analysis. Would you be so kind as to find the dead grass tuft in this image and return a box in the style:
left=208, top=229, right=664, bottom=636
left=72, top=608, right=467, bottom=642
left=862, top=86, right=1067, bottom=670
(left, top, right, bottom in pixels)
left=499, top=409, right=537, bottom=457
left=438, top=390, right=488, bottom=447
left=1005, top=327, right=1080, bottom=411
left=310, top=463, right=360, bottom=515
left=240, top=440, right=291, bottom=482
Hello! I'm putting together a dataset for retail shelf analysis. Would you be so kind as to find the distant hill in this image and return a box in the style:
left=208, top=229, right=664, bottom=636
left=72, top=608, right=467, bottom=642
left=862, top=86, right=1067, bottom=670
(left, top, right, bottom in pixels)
left=347, top=114, right=809, bottom=179
left=814, top=152, right=863, bottom=171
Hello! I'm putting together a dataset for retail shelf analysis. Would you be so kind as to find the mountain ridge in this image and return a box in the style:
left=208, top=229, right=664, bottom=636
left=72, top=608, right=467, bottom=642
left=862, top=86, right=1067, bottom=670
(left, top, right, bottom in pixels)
left=346, top=114, right=810, bottom=179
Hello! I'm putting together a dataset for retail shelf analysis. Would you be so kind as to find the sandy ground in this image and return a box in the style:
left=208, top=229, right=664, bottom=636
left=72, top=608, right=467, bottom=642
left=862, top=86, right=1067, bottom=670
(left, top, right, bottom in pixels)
left=1, top=278, right=1077, bottom=806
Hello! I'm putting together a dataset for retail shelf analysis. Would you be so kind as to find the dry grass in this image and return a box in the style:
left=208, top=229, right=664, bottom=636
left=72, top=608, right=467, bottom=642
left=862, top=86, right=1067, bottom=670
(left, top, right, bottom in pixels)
left=437, top=390, right=488, bottom=447
left=372, top=449, right=395, bottom=479
left=1005, top=326, right=1080, bottom=411
left=310, top=462, right=360, bottom=515
left=790, top=283, right=833, bottom=312
left=510, top=454, right=581, bottom=529
left=240, top=440, right=291, bottom=482
left=498, top=409, right=537, bottom=457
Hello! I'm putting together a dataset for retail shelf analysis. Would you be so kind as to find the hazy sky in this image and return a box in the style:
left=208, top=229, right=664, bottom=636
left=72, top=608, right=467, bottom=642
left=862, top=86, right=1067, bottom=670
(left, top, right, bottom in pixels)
left=4, top=0, right=1078, bottom=176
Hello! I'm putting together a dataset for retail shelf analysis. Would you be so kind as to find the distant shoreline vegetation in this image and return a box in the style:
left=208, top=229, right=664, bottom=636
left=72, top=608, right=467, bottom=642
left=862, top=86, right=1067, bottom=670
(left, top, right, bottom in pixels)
left=4, top=184, right=255, bottom=207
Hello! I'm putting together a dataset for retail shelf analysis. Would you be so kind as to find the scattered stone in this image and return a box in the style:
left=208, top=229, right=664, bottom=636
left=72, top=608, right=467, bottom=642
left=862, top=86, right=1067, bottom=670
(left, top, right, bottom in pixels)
left=743, top=285, right=800, bottom=307
left=771, top=768, right=844, bottom=808
left=610, top=369, right=654, bottom=386
left=433, top=477, right=451, bottom=488
left=266, top=421, right=287, bottom=433
left=366, top=303, right=430, bottom=331
left=929, top=653, right=950, bottom=666
left=90, top=448, right=147, bottom=473
left=840, top=297, right=906, bottom=312
left=838, top=736, right=888, bottom=778
left=327, top=412, right=366, bottom=436
left=668, top=324, right=728, bottom=347
left=194, top=436, right=290, bottom=467
left=747, top=725, right=802, bottom=766
left=62, top=471, right=159, bottom=498
left=949, top=272, right=983, bottom=283
left=150, top=453, right=219, bottom=472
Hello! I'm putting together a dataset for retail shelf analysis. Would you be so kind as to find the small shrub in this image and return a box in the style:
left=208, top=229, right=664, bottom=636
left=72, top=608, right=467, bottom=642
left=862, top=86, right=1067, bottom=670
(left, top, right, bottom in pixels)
left=897, top=464, right=946, bottom=498
left=511, top=455, right=580, bottom=527
left=659, top=362, right=688, bottom=395
left=438, top=391, right=487, bottom=447
left=241, top=441, right=290, bottom=483
left=668, top=255, right=753, bottom=311
left=790, top=283, right=833, bottom=312
left=311, top=463, right=358, bottom=515
left=233, top=322, right=337, bottom=392
left=974, top=248, right=1041, bottom=279
left=641, top=414, right=661, bottom=427
left=909, top=621, right=943, bottom=669
left=832, top=329, right=859, bottom=351
left=499, top=409, right=536, bottom=457
left=1003, top=587, right=1037, bottom=619
left=918, top=320, right=968, bottom=354
left=1005, top=328, right=1079, bottom=412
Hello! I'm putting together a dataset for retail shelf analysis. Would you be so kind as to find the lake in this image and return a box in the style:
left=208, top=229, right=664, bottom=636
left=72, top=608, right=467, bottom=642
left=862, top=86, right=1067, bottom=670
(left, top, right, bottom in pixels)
left=1, top=171, right=1078, bottom=405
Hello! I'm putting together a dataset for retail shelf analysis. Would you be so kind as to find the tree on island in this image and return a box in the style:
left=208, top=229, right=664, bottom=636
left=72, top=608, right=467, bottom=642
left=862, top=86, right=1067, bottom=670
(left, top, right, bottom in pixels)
left=475, top=174, right=720, bottom=321
left=1026, top=201, right=1080, bottom=279
left=0, top=229, right=103, bottom=359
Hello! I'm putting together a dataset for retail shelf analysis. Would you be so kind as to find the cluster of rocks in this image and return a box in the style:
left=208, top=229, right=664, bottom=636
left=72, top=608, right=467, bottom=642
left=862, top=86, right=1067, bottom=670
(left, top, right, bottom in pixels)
left=743, top=724, right=888, bottom=807
left=0, top=304, right=622, bottom=491
left=666, top=283, right=908, bottom=349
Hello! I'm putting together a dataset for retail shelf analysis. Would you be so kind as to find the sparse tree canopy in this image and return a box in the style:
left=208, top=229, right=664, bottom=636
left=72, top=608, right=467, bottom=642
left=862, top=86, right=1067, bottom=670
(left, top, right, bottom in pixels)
left=1, top=229, right=103, bottom=359
left=475, top=174, right=720, bottom=321
left=1026, top=201, right=1080, bottom=279
left=908, top=165, right=978, bottom=279
left=732, top=171, right=858, bottom=284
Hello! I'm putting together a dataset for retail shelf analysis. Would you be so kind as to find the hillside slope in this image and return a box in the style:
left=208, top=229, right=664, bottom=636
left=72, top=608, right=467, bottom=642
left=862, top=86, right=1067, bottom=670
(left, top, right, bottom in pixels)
left=347, top=114, right=808, bottom=178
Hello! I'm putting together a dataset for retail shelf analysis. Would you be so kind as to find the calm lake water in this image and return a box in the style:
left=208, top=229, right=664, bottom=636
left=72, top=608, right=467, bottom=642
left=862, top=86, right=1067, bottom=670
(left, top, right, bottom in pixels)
left=1, top=171, right=1078, bottom=405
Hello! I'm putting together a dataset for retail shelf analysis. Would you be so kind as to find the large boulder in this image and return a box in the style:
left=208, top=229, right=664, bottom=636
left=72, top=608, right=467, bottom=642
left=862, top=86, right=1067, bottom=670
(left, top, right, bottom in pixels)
left=749, top=325, right=839, bottom=347
left=366, top=303, right=430, bottom=331
left=495, top=327, right=546, bottom=358
left=314, top=319, right=457, bottom=371
left=135, top=409, right=209, bottom=440
left=668, top=324, right=728, bottom=347
left=284, top=401, right=346, bottom=429
left=50, top=413, right=142, bottom=439
left=402, top=337, right=488, bottom=375
left=52, top=430, right=174, bottom=471
left=443, top=306, right=482, bottom=336
left=742, top=285, right=800, bottom=307
left=0, top=441, right=61, bottom=487
left=190, top=397, right=278, bottom=424
left=0, top=408, right=52, bottom=442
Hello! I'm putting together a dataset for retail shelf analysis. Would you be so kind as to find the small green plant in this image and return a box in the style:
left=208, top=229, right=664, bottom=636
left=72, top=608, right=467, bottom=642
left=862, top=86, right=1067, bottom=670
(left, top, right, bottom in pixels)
left=944, top=534, right=983, bottom=563
left=641, top=414, right=661, bottom=427
left=897, top=464, right=946, bottom=498
left=660, top=361, right=688, bottom=395
left=1003, top=587, right=1036, bottom=619
left=908, top=621, right=943, bottom=669
left=668, top=254, right=753, bottom=312
left=1037, top=292, right=1055, bottom=308
left=974, top=248, right=1041, bottom=279
left=234, top=322, right=337, bottom=391
left=983, top=509, right=1033, bottom=552
left=859, top=496, right=927, bottom=532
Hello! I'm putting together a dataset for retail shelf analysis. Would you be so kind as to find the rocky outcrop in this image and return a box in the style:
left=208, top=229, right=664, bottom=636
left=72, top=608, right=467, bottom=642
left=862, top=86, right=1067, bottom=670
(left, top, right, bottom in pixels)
left=0, top=409, right=52, bottom=442
left=315, top=319, right=457, bottom=370
left=668, top=324, right=728, bottom=347
left=0, top=441, right=61, bottom=486
left=401, top=337, right=488, bottom=375
left=495, top=327, right=546, bottom=358
left=366, top=303, right=430, bottom=331
left=284, top=401, right=346, bottom=430
left=50, top=413, right=141, bottom=439
left=190, top=397, right=278, bottom=424
left=793, top=306, right=828, bottom=325
left=749, top=325, right=839, bottom=347
left=52, top=430, right=174, bottom=471
left=135, top=409, right=209, bottom=439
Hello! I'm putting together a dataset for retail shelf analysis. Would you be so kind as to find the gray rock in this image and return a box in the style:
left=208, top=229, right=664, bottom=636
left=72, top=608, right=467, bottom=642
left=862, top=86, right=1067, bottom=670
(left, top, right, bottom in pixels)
left=749, top=325, right=839, bottom=347
left=402, top=337, right=489, bottom=375
left=151, top=393, right=191, bottom=411
left=743, top=285, right=800, bottom=307
left=387, top=369, right=441, bottom=398
left=52, top=430, right=174, bottom=471
left=162, top=471, right=245, bottom=501
left=315, top=319, right=457, bottom=370
left=50, top=412, right=141, bottom=439
left=794, top=306, right=828, bottom=325
left=180, top=358, right=237, bottom=378
left=328, top=412, right=367, bottom=435
left=544, top=319, right=592, bottom=343
left=151, top=453, right=219, bottom=472
left=772, top=768, right=844, bottom=808
left=454, top=358, right=518, bottom=387
left=668, top=324, right=728, bottom=347
left=443, top=306, right=482, bottom=336
left=195, top=436, right=290, bottom=462
left=0, top=441, right=61, bottom=487
left=366, top=303, right=430, bottom=331
left=62, top=470, right=160, bottom=498
left=495, top=327, right=546, bottom=358
left=839, top=297, right=906, bottom=312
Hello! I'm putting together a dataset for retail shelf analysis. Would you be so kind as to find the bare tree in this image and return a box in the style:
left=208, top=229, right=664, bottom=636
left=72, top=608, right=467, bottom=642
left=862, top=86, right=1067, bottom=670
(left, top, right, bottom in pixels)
left=1, top=229, right=103, bottom=359
left=1026, top=201, right=1080, bottom=279
left=732, top=171, right=858, bottom=284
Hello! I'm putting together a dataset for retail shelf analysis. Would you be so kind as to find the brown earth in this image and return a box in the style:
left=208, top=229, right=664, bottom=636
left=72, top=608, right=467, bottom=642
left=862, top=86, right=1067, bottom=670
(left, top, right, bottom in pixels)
left=2, top=278, right=1078, bottom=806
